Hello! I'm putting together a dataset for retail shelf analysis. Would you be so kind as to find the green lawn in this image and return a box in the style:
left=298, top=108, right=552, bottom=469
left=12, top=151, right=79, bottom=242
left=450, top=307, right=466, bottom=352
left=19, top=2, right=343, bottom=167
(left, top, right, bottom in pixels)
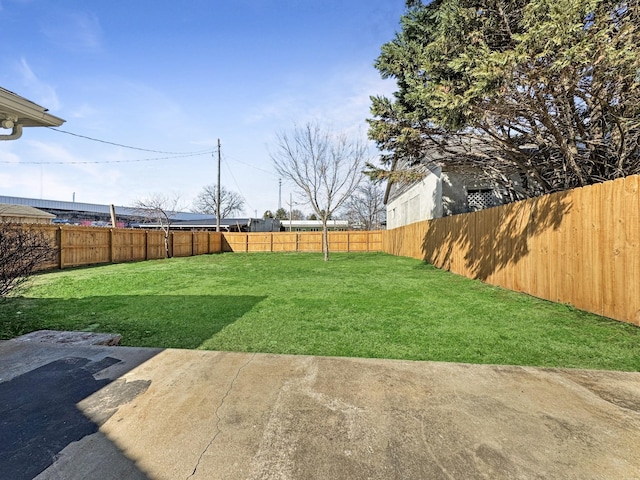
left=1, top=252, right=638, bottom=371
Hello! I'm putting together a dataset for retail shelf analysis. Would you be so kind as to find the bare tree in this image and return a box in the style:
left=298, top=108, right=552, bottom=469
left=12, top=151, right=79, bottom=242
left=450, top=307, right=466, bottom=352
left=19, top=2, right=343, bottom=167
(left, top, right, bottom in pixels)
left=271, top=122, right=366, bottom=261
left=290, top=209, right=306, bottom=220
left=191, top=184, right=245, bottom=218
left=0, top=222, right=54, bottom=298
left=132, top=193, right=183, bottom=258
left=340, top=182, right=386, bottom=230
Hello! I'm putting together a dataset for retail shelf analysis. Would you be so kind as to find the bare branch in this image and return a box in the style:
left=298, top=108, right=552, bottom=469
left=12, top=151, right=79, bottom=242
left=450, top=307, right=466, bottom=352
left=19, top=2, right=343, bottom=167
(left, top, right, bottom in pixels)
left=271, top=122, right=367, bottom=260
left=0, top=222, right=54, bottom=298
left=131, top=193, right=184, bottom=258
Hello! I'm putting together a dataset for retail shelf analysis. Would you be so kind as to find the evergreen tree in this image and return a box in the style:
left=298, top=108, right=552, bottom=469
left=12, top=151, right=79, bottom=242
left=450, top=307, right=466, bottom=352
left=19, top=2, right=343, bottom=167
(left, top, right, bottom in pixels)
left=368, top=0, right=640, bottom=198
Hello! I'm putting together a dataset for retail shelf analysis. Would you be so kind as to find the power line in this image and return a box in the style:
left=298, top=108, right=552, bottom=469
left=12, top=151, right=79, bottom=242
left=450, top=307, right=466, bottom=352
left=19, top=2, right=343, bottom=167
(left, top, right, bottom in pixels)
left=221, top=151, right=254, bottom=213
left=223, top=153, right=275, bottom=176
left=0, top=151, right=211, bottom=165
left=47, top=127, right=214, bottom=155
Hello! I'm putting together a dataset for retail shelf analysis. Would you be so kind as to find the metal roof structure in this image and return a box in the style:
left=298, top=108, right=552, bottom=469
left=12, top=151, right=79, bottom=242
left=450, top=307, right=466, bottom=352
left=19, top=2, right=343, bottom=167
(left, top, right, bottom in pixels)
left=157, top=217, right=281, bottom=232
left=280, top=220, right=349, bottom=231
left=0, top=195, right=211, bottom=222
left=0, top=87, right=65, bottom=140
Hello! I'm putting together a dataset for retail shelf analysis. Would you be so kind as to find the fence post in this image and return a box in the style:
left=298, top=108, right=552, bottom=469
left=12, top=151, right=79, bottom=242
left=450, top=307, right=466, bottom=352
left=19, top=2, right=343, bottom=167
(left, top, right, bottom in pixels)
left=58, top=227, right=64, bottom=269
left=109, top=229, right=115, bottom=263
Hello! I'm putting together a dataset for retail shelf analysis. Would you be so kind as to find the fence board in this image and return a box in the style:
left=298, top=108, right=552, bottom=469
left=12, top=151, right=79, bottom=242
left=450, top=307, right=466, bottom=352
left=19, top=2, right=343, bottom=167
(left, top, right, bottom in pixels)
left=297, top=232, right=323, bottom=252
left=574, top=185, right=596, bottom=314
left=247, top=233, right=273, bottom=252
left=272, top=233, right=297, bottom=252
left=528, top=197, right=550, bottom=301
left=62, top=227, right=111, bottom=267
left=223, top=233, right=248, bottom=252
left=622, top=176, right=640, bottom=324
left=208, top=232, right=222, bottom=253
left=599, top=180, right=618, bottom=319
left=113, top=229, right=147, bottom=263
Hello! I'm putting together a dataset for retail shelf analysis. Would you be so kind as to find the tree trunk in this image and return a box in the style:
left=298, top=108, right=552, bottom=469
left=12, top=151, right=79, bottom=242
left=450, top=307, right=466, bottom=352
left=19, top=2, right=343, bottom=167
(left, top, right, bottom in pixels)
left=163, top=228, right=171, bottom=258
left=322, top=221, right=329, bottom=262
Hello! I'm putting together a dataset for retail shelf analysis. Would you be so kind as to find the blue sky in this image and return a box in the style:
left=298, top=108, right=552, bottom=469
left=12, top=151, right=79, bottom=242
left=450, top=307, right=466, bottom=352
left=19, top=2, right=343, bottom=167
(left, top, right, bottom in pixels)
left=0, top=0, right=404, bottom=216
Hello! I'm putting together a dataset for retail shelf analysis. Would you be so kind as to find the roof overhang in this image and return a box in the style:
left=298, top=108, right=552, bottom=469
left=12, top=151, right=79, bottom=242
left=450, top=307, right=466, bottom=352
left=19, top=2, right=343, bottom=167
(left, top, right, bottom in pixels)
left=0, top=87, right=65, bottom=140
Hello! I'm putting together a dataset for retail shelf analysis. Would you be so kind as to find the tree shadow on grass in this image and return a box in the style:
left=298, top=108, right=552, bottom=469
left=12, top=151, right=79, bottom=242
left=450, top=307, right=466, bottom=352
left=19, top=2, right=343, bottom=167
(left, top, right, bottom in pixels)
left=0, top=295, right=267, bottom=349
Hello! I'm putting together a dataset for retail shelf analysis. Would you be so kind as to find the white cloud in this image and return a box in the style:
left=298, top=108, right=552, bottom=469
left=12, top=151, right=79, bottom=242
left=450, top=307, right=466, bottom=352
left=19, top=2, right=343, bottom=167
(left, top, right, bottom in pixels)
left=244, top=63, right=396, bottom=136
left=68, top=103, right=99, bottom=119
left=41, top=11, right=103, bottom=53
left=16, top=58, right=61, bottom=110
left=0, top=146, right=21, bottom=164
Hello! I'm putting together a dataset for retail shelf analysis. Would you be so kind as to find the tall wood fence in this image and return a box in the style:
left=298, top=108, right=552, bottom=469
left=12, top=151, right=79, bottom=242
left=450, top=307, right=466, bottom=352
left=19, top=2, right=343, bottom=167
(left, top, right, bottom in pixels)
left=36, top=227, right=223, bottom=270
left=383, top=175, right=640, bottom=326
left=33, top=228, right=382, bottom=270
left=222, top=231, right=382, bottom=253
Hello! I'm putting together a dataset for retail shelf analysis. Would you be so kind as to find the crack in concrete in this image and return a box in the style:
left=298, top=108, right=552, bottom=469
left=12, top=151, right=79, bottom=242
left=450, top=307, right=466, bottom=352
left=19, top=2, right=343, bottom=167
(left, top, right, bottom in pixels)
left=186, top=353, right=256, bottom=480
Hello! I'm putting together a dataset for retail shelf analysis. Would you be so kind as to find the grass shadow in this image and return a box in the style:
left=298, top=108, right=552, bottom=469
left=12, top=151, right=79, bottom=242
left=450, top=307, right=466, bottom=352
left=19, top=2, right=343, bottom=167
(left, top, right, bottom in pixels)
left=0, top=295, right=266, bottom=349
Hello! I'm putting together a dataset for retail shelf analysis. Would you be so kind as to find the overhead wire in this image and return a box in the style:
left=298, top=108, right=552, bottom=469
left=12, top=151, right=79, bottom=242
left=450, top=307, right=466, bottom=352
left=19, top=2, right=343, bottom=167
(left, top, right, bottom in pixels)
left=0, top=152, right=211, bottom=165
left=224, top=153, right=277, bottom=176
left=7, top=128, right=274, bottom=215
left=47, top=127, right=214, bottom=155
left=1, top=127, right=215, bottom=164
left=221, top=151, right=255, bottom=214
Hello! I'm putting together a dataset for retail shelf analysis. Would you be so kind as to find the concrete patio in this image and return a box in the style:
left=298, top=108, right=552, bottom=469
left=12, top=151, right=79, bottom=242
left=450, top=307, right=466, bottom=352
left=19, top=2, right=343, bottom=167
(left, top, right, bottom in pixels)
left=1, top=335, right=639, bottom=479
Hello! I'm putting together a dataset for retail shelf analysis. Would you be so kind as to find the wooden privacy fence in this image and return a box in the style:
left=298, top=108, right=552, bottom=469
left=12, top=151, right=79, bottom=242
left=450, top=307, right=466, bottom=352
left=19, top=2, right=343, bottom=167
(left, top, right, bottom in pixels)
left=33, top=227, right=382, bottom=270
left=36, top=227, right=224, bottom=269
left=222, top=231, right=383, bottom=253
left=383, top=175, right=640, bottom=327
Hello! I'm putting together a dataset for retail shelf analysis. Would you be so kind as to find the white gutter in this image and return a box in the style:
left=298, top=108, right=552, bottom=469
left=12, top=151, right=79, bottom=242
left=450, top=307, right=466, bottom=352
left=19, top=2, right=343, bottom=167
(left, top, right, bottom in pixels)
left=0, top=87, right=65, bottom=141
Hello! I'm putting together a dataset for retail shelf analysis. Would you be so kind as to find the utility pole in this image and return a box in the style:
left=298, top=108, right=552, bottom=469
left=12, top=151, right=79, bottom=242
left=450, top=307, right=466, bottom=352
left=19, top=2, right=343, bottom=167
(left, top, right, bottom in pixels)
left=216, top=139, right=221, bottom=232
left=278, top=178, right=282, bottom=210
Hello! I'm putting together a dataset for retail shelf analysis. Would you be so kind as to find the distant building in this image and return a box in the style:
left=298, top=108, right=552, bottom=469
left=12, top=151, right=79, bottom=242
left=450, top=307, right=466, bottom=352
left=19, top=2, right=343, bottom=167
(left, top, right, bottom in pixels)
left=384, top=140, right=525, bottom=229
left=155, top=217, right=281, bottom=232
left=0, top=196, right=281, bottom=232
left=0, top=195, right=209, bottom=227
left=0, top=203, right=55, bottom=224
left=280, top=220, right=349, bottom=232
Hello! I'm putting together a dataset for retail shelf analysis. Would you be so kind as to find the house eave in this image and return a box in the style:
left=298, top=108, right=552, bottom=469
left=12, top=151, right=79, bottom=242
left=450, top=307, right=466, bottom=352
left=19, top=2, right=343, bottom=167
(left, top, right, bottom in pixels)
left=0, top=87, right=65, bottom=130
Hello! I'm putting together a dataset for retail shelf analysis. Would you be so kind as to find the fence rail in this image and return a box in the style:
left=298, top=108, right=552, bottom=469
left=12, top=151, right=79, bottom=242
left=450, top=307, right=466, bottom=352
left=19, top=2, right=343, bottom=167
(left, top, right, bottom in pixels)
left=383, top=175, right=640, bottom=327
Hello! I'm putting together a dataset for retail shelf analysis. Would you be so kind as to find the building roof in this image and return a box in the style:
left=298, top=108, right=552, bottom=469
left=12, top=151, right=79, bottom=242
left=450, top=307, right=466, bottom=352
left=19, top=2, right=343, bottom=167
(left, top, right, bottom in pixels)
left=0, top=195, right=211, bottom=221
left=0, top=203, right=56, bottom=219
left=170, top=218, right=250, bottom=228
left=383, top=136, right=498, bottom=205
left=281, top=220, right=349, bottom=227
left=0, top=87, right=65, bottom=133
